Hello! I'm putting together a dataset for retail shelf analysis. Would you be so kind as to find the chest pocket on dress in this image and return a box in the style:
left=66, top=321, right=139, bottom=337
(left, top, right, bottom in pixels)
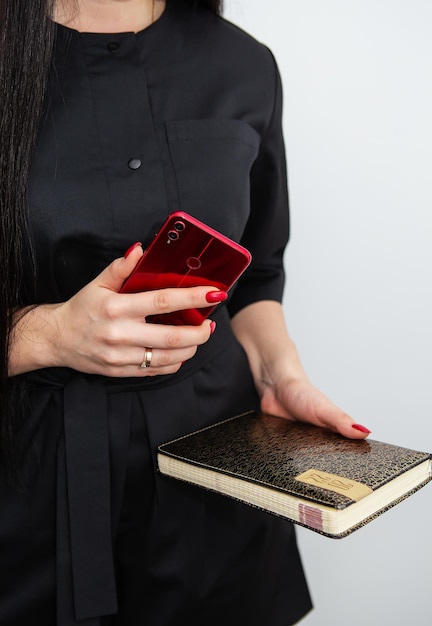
left=165, top=119, right=260, bottom=241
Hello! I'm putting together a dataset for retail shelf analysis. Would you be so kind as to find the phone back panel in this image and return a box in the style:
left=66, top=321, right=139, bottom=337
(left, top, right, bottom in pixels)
left=120, top=212, right=251, bottom=325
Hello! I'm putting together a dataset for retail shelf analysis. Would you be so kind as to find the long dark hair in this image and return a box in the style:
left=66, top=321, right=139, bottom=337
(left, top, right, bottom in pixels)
left=0, top=0, right=55, bottom=481
left=0, top=0, right=223, bottom=481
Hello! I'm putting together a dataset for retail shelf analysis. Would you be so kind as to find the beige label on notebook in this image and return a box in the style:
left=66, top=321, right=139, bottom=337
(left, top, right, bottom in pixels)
left=295, top=469, right=373, bottom=501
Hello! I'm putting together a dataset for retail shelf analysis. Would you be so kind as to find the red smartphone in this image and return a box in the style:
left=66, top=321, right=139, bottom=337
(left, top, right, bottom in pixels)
left=120, top=211, right=251, bottom=325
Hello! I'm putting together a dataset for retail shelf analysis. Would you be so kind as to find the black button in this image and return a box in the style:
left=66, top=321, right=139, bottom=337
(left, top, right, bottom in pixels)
left=107, top=42, right=120, bottom=53
left=128, top=158, right=142, bottom=170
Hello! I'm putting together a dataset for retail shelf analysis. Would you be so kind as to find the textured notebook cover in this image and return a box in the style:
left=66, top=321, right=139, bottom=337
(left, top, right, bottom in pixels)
left=158, top=411, right=431, bottom=537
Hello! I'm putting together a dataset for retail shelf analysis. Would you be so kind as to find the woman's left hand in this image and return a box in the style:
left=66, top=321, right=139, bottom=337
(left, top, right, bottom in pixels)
left=259, top=376, right=370, bottom=439
left=231, top=300, right=371, bottom=440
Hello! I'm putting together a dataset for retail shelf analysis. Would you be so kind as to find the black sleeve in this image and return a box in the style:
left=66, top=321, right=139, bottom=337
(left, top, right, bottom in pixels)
left=227, top=52, right=289, bottom=317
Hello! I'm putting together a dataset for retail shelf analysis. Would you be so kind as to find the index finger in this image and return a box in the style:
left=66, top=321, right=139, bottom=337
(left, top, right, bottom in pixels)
left=120, top=285, right=226, bottom=320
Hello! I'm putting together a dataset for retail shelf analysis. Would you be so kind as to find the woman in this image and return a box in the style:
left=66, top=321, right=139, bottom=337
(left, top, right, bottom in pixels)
left=0, top=1, right=371, bottom=624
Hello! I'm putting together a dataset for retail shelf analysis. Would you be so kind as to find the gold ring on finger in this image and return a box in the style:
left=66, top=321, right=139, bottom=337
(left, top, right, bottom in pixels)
left=140, top=347, right=153, bottom=369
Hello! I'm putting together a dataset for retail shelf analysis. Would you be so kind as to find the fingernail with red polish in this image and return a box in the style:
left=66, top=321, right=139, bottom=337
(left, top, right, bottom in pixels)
left=209, top=321, right=216, bottom=334
left=124, top=242, right=142, bottom=258
left=206, top=290, right=228, bottom=304
left=352, top=423, right=371, bottom=434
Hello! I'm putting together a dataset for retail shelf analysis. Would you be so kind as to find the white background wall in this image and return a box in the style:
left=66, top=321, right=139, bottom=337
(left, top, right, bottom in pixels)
left=224, top=1, right=432, bottom=624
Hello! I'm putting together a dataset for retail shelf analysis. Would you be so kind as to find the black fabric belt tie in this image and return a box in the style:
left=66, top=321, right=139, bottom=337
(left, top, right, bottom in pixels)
left=56, top=373, right=117, bottom=625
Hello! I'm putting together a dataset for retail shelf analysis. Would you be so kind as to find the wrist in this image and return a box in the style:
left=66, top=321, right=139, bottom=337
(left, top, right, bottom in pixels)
left=254, top=331, right=308, bottom=384
left=257, top=357, right=309, bottom=400
left=9, top=303, right=63, bottom=375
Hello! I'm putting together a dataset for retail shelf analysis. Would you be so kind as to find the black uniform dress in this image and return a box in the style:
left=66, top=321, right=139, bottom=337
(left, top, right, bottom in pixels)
left=0, top=2, right=313, bottom=625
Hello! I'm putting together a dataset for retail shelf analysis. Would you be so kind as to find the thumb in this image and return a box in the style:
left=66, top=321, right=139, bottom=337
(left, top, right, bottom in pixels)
left=97, top=242, right=143, bottom=292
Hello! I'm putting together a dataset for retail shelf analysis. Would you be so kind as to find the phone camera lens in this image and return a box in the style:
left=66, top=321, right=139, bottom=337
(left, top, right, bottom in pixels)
left=168, top=230, right=179, bottom=241
left=174, top=220, right=185, bottom=232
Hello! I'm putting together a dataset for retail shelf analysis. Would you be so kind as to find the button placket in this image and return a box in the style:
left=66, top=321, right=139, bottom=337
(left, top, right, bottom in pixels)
left=82, top=30, right=168, bottom=245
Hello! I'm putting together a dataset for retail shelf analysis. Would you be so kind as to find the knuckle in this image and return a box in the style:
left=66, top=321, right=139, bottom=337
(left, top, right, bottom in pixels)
left=102, top=324, right=122, bottom=346
left=152, top=290, right=171, bottom=313
left=156, top=350, right=171, bottom=367
left=100, top=347, right=122, bottom=367
left=102, top=295, right=122, bottom=320
left=163, top=329, right=182, bottom=349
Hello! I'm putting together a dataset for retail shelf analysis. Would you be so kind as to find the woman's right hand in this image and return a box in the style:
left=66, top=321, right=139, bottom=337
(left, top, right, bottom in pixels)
left=9, top=244, right=220, bottom=377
